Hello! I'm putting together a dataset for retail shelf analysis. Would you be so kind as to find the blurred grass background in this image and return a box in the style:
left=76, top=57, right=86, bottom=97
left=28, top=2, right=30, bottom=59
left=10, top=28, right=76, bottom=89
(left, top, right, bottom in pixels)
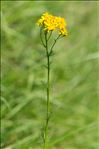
left=1, top=1, right=99, bottom=149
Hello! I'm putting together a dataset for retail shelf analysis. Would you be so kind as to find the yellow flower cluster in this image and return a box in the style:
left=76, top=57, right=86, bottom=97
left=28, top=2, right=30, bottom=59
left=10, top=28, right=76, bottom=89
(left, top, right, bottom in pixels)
left=37, top=12, right=68, bottom=36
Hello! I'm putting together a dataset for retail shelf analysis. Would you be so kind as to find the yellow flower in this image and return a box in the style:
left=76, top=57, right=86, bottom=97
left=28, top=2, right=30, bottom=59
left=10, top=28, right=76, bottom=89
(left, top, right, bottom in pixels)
left=37, top=12, right=68, bottom=36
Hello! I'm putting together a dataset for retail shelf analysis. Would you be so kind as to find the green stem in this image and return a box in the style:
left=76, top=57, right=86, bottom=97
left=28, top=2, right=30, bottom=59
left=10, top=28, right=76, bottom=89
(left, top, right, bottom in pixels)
left=40, top=27, right=46, bottom=47
left=43, top=32, right=50, bottom=149
left=40, top=31, right=61, bottom=149
left=49, top=35, right=61, bottom=55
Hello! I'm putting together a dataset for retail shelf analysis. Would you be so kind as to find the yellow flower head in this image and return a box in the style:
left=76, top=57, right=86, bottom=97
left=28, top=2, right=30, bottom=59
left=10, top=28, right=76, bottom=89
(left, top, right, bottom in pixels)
left=37, top=12, right=68, bottom=36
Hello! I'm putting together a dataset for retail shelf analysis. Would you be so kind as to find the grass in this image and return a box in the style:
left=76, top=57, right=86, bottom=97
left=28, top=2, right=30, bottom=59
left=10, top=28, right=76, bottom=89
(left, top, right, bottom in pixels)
left=1, top=1, right=99, bottom=149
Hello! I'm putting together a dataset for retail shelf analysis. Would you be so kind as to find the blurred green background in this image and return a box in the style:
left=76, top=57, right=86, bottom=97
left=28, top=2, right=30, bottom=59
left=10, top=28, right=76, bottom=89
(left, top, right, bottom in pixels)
left=1, top=1, right=99, bottom=149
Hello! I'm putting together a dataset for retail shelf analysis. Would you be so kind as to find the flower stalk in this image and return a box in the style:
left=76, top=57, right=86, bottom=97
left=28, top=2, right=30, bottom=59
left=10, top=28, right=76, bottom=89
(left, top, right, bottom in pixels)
left=43, top=32, right=50, bottom=149
left=36, top=12, right=68, bottom=149
left=40, top=31, right=61, bottom=149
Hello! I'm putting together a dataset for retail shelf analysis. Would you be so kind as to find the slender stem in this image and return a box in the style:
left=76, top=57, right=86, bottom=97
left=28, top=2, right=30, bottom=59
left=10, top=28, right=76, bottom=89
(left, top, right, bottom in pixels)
left=42, top=31, right=61, bottom=149
left=43, top=31, right=50, bottom=149
left=40, top=27, right=46, bottom=47
left=49, top=35, right=61, bottom=55
left=47, top=31, right=52, bottom=41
